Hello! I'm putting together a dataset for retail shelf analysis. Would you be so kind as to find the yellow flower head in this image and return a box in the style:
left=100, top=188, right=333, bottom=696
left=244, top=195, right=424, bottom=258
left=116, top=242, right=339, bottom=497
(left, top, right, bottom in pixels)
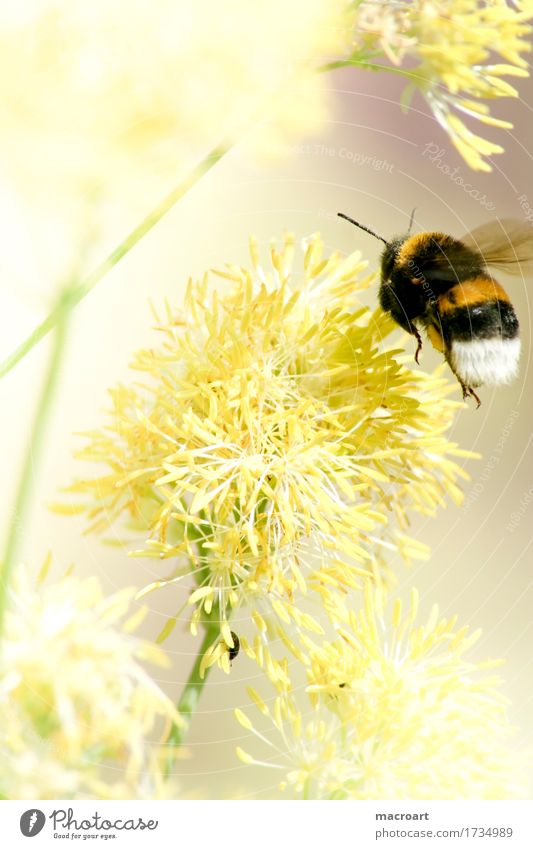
left=68, top=233, right=469, bottom=649
left=351, top=0, right=532, bottom=171
left=0, top=570, right=182, bottom=799
left=236, top=583, right=528, bottom=799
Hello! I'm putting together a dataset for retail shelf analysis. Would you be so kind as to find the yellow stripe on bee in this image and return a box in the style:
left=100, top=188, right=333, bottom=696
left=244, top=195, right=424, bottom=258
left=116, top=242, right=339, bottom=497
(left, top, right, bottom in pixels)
left=437, top=278, right=510, bottom=313
left=395, top=232, right=449, bottom=271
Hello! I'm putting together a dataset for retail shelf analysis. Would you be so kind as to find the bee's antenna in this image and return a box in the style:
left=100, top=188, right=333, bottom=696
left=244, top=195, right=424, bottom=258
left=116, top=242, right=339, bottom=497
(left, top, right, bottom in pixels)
left=337, top=212, right=389, bottom=246
left=407, top=207, right=417, bottom=235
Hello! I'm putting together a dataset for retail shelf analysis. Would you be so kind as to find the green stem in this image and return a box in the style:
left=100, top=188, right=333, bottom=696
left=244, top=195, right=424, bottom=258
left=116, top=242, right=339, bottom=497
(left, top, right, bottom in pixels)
left=0, top=287, right=71, bottom=640
left=163, top=514, right=223, bottom=772
left=164, top=619, right=219, bottom=773
left=318, top=57, right=421, bottom=82
left=0, top=140, right=233, bottom=380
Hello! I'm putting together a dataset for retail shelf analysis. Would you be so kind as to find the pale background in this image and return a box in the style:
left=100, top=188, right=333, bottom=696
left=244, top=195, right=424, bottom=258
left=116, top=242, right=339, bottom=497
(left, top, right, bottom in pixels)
left=0, top=65, right=531, bottom=798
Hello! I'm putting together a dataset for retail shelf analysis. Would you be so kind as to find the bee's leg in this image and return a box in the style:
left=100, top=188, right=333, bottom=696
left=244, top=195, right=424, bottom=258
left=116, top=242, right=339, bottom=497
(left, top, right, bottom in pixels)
left=458, top=379, right=482, bottom=408
left=411, top=326, right=423, bottom=364
left=443, top=347, right=482, bottom=408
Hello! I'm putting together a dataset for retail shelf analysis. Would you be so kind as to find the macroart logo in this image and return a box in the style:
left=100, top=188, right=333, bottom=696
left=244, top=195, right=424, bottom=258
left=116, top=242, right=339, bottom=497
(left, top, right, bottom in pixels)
left=20, top=810, right=46, bottom=837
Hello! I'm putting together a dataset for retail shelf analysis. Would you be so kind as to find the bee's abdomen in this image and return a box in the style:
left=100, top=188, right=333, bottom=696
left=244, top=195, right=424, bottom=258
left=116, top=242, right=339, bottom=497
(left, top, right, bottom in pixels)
left=440, top=298, right=519, bottom=342
left=437, top=279, right=520, bottom=386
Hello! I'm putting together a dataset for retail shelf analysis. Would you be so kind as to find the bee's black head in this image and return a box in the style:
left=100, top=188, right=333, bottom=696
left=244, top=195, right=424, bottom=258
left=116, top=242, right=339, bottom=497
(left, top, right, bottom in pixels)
left=380, top=236, right=407, bottom=282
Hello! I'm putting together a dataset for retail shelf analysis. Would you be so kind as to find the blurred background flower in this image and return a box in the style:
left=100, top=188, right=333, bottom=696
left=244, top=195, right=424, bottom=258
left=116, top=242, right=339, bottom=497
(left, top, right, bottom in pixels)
left=0, top=0, right=348, bottom=290
left=0, top=568, right=181, bottom=799
left=236, top=583, right=528, bottom=799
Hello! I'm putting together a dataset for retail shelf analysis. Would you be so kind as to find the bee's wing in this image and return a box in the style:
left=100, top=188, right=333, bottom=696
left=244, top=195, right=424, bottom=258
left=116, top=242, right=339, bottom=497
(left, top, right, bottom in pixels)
left=461, top=218, right=533, bottom=276
left=413, top=235, right=485, bottom=283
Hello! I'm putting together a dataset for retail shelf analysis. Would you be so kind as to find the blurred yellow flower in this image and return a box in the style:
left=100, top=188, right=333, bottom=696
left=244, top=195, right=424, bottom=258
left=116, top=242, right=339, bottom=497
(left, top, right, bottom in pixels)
left=351, top=0, right=532, bottom=171
left=355, top=0, right=416, bottom=65
left=0, top=570, right=182, bottom=799
left=0, top=1, right=347, bottom=264
left=236, top=583, right=528, bottom=799
left=66, top=233, right=469, bottom=650
left=4, top=0, right=350, bottom=178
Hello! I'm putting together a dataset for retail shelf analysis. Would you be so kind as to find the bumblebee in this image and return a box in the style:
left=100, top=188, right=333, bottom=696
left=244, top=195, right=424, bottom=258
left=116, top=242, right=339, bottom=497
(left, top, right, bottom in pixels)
left=338, top=212, right=530, bottom=406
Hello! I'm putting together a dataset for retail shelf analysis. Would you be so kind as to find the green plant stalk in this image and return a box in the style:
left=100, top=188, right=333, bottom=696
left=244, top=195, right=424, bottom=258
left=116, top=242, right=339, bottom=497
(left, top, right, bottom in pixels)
left=164, top=618, right=220, bottom=774
left=318, top=58, right=417, bottom=80
left=0, top=288, right=72, bottom=640
left=163, top=514, right=222, bottom=769
left=0, top=140, right=233, bottom=380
